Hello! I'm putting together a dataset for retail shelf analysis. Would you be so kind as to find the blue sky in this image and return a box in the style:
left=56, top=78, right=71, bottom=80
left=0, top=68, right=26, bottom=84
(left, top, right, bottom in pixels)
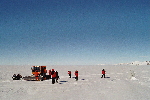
left=0, top=0, right=150, bottom=65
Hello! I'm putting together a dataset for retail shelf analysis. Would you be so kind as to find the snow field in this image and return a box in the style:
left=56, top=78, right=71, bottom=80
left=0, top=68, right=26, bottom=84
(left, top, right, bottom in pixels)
left=0, top=65, right=150, bottom=100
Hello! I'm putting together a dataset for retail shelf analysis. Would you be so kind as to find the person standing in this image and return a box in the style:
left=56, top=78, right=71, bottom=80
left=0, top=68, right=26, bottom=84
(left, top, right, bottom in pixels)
left=75, top=70, right=78, bottom=81
left=68, top=71, right=71, bottom=78
left=101, top=69, right=106, bottom=78
left=55, top=71, right=59, bottom=83
left=51, top=69, right=56, bottom=84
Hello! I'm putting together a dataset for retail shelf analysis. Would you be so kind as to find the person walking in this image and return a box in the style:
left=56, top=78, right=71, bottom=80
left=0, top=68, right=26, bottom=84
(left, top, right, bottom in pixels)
left=75, top=70, right=78, bottom=81
left=101, top=69, right=106, bottom=78
left=68, top=71, right=71, bottom=78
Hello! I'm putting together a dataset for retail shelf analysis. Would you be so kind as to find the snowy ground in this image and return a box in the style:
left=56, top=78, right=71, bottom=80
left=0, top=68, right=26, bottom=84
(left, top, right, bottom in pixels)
left=0, top=65, right=150, bottom=100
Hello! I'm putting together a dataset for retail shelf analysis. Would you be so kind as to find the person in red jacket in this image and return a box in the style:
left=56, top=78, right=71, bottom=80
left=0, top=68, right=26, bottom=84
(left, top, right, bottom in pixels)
left=51, top=69, right=56, bottom=84
left=68, top=71, right=71, bottom=78
left=101, top=69, right=106, bottom=78
left=75, top=70, right=78, bottom=81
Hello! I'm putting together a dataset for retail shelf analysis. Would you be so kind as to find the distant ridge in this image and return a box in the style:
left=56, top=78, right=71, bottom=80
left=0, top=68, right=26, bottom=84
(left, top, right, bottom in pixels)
left=118, top=61, right=150, bottom=65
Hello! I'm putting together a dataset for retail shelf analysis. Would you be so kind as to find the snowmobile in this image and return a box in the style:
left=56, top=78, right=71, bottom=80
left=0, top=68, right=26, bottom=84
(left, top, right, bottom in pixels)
left=12, top=74, right=22, bottom=80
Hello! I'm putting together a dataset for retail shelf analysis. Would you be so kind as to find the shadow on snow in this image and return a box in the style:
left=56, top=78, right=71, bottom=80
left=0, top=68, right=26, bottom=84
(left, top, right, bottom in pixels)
left=59, top=81, right=68, bottom=82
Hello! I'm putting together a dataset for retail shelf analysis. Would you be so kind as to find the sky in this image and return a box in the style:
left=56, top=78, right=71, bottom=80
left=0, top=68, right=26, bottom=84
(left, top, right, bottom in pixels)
left=0, top=0, right=150, bottom=65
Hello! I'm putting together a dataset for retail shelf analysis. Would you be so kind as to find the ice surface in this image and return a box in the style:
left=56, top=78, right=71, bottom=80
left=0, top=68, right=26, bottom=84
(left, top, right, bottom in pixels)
left=0, top=65, right=150, bottom=100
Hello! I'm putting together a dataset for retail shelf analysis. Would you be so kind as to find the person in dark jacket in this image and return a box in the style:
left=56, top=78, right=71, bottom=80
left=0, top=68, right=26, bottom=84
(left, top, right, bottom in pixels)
left=101, top=69, right=106, bottom=78
left=75, top=70, right=78, bottom=81
left=68, top=71, right=71, bottom=78
left=55, top=71, right=59, bottom=83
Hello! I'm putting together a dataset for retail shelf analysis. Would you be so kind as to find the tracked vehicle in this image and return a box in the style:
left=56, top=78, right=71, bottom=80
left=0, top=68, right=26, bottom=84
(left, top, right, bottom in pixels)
left=23, top=66, right=50, bottom=81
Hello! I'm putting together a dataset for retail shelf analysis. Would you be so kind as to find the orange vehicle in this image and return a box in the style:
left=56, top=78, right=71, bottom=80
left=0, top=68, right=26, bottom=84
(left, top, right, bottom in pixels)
left=23, top=66, right=49, bottom=81
left=31, top=66, right=46, bottom=75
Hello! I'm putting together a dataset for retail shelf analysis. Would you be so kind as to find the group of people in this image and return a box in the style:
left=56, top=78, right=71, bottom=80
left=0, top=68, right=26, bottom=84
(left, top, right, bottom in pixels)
left=33, top=69, right=59, bottom=83
left=68, top=70, right=78, bottom=81
left=12, top=69, right=106, bottom=83
left=12, top=74, right=22, bottom=80
left=68, top=69, right=105, bottom=80
left=48, top=69, right=59, bottom=84
left=49, top=69, right=78, bottom=84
